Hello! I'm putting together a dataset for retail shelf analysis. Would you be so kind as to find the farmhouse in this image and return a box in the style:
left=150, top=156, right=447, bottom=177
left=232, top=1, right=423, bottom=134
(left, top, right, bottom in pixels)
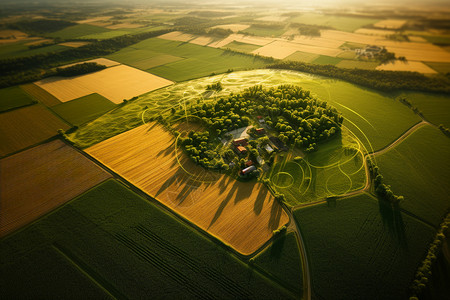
left=245, top=160, right=253, bottom=167
left=264, top=144, right=274, bottom=154
left=233, top=137, right=248, bottom=146
left=236, top=146, right=247, bottom=155
left=255, top=128, right=265, bottom=134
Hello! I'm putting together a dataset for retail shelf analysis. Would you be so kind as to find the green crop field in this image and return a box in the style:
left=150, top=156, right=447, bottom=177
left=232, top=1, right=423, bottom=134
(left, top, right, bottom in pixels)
left=294, top=193, right=435, bottom=300
left=68, top=69, right=422, bottom=151
left=283, top=51, right=320, bottom=63
left=0, top=85, right=36, bottom=112
left=310, top=55, right=343, bottom=65
left=267, top=128, right=366, bottom=205
left=143, top=38, right=270, bottom=81
left=51, top=93, right=116, bottom=126
left=79, top=30, right=130, bottom=40
left=222, top=41, right=262, bottom=53
left=398, top=91, right=450, bottom=127
left=47, top=24, right=111, bottom=39
left=241, top=25, right=286, bottom=37
left=254, top=231, right=303, bottom=294
left=0, top=179, right=294, bottom=299
left=0, top=40, right=68, bottom=59
left=288, top=13, right=380, bottom=32
left=107, top=48, right=183, bottom=70
left=336, top=60, right=379, bottom=70
left=375, top=125, right=450, bottom=226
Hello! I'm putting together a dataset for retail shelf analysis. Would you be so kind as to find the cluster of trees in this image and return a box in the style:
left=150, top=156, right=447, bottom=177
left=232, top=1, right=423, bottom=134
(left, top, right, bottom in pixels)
left=397, top=97, right=424, bottom=117
left=179, top=131, right=227, bottom=170
left=0, top=29, right=171, bottom=88
left=410, top=213, right=450, bottom=299
left=55, top=62, right=106, bottom=77
left=267, top=61, right=450, bottom=93
left=438, top=124, right=450, bottom=137
left=7, top=19, right=76, bottom=34
left=205, top=81, right=223, bottom=92
left=371, top=164, right=404, bottom=205
left=289, top=23, right=329, bottom=37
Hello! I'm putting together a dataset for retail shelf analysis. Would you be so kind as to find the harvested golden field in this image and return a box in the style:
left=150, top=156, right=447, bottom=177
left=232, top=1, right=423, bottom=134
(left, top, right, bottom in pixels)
left=190, top=36, right=215, bottom=46
left=376, top=61, right=437, bottom=74
left=209, top=33, right=273, bottom=48
left=0, top=139, right=111, bottom=237
left=25, top=38, right=53, bottom=46
left=383, top=42, right=450, bottom=62
left=253, top=40, right=342, bottom=59
left=158, top=31, right=196, bottom=42
left=373, top=19, right=407, bottom=29
left=60, top=58, right=121, bottom=68
left=211, top=24, right=250, bottom=32
left=35, top=64, right=173, bottom=103
left=77, top=16, right=112, bottom=24
left=86, top=123, right=289, bottom=255
left=106, top=23, right=144, bottom=29
left=0, top=105, right=70, bottom=157
left=255, top=15, right=288, bottom=22
left=20, top=83, right=62, bottom=107
left=58, top=41, right=90, bottom=48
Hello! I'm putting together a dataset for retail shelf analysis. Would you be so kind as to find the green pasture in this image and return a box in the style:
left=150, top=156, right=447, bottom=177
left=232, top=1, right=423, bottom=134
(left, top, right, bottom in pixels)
left=375, top=125, right=450, bottom=227
left=267, top=129, right=366, bottom=205
left=240, top=25, right=286, bottom=37
left=254, top=231, right=303, bottom=294
left=336, top=60, right=379, bottom=70
left=0, top=179, right=293, bottom=299
left=294, top=193, right=435, bottom=299
left=0, top=40, right=68, bottom=59
left=79, top=30, right=130, bottom=40
left=47, top=24, right=111, bottom=39
left=69, top=69, right=422, bottom=151
left=51, top=93, right=116, bottom=126
left=222, top=41, right=262, bottom=53
left=0, top=86, right=36, bottom=112
left=310, top=55, right=343, bottom=65
left=398, top=91, right=450, bottom=127
left=283, top=51, right=320, bottom=63
left=288, top=13, right=380, bottom=32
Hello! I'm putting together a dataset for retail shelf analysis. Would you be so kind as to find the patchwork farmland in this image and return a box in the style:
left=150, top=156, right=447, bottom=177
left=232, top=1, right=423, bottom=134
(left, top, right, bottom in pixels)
left=1, top=3, right=450, bottom=299
left=86, top=123, right=289, bottom=254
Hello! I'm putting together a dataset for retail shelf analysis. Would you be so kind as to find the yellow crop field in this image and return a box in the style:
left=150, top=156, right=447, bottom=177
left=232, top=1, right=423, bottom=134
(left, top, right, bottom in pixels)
left=0, top=105, right=70, bottom=156
left=35, top=64, right=173, bottom=103
left=0, top=139, right=111, bottom=237
left=354, top=28, right=396, bottom=36
left=376, top=61, right=437, bottom=74
left=209, top=33, right=273, bottom=48
left=158, top=31, right=196, bottom=42
left=373, top=19, right=407, bottom=29
left=76, top=16, right=112, bottom=24
left=58, top=41, right=90, bottom=48
left=20, top=83, right=62, bottom=107
left=60, top=58, right=121, bottom=68
left=190, top=36, right=215, bottom=46
left=106, top=23, right=143, bottom=29
left=0, top=29, right=27, bottom=44
left=86, top=123, right=289, bottom=255
left=384, top=42, right=450, bottom=62
left=211, top=24, right=251, bottom=32
left=253, top=40, right=342, bottom=59
left=255, top=15, right=288, bottom=22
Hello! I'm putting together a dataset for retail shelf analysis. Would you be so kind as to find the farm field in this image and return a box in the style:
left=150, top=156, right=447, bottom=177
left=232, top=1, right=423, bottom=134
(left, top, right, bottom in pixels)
left=69, top=69, right=421, bottom=153
left=211, top=23, right=250, bottom=32
left=19, top=83, right=62, bottom=107
left=310, top=55, right=343, bottom=65
left=294, top=193, right=435, bottom=300
left=51, top=93, right=116, bottom=126
left=254, top=231, right=303, bottom=294
left=398, top=91, right=450, bottom=127
left=0, top=179, right=293, bottom=299
left=376, top=60, right=437, bottom=74
left=252, top=40, right=342, bottom=59
left=0, top=104, right=70, bottom=157
left=375, top=125, right=450, bottom=227
left=0, top=40, right=68, bottom=59
left=86, top=123, right=289, bottom=255
left=35, top=64, right=173, bottom=103
left=336, top=60, right=379, bottom=70
left=267, top=128, right=366, bottom=205
left=222, top=41, right=262, bottom=53
left=283, top=51, right=320, bottom=63
left=46, top=24, right=111, bottom=39
left=241, top=25, right=286, bottom=37
left=424, top=62, right=450, bottom=74
left=373, top=19, right=407, bottom=29
left=107, top=48, right=183, bottom=70
left=0, top=139, right=111, bottom=237
left=0, top=85, right=36, bottom=112
left=287, top=13, right=380, bottom=32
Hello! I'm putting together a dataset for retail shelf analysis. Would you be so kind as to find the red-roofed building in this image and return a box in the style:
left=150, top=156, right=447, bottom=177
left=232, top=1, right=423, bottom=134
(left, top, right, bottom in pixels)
left=232, top=138, right=248, bottom=147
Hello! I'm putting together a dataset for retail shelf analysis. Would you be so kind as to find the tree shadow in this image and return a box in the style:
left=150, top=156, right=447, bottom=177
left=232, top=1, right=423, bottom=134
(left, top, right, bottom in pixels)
left=254, top=186, right=268, bottom=215
left=208, top=183, right=239, bottom=229
left=268, top=200, right=283, bottom=231
left=269, top=231, right=287, bottom=260
left=378, top=199, right=408, bottom=249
